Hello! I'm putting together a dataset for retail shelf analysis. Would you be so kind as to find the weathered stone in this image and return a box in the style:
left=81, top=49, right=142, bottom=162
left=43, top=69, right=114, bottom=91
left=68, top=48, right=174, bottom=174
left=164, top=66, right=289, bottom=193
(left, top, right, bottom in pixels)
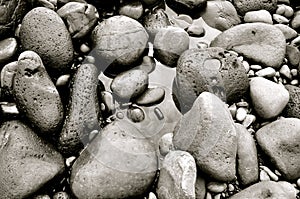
left=232, top=0, right=278, bottom=16
left=283, top=85, right=300, bottom=119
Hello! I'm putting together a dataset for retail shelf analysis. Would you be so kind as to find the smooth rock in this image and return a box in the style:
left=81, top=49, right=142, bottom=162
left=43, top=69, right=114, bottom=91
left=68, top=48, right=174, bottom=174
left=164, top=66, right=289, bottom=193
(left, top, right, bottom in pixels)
left=58, top=64, right=101, bottom=156
left=127, top=106, right=145, bottom=123
left=229, top=181, right=297, bottom=199
left=235, top=123, right=259, bottom=186
left=249, top=77, right=289, bottom=119
left=256, top=118, right=300, bottom=180
left=283, top=85, right=300, bottom=118
left=173, top=92, right=237, bottom=181
left=232, top=0, right=278, bottom=16
left=119, top=0, right=144, bottom=20
left=110, top=69, right=148, bottom=100
left=207, top=182, right=227, bottom=193
left=186, top=23, right=205, bottom=37
left=211, top=23, right=286, bottom=69
left=57, top=2, right=99, bottom=38
left=260, top=168, right=271, bottom=181
left=135, top=56, right=156, bottom=74
left=279, top=64, right=292, bottom=79
left=244, top=10, right=273, bottom=24
left=201, top=1, right=241, bottom=31
left=0, top=120, right=64, bottom=199
left=276, top=4, right=294, bottom=18
left=91, top=15, right=149, bottom=74
left=20, top=7, right=74, bottom=74
left=260, top=166, right=279, bottom=181
left=159, top=133, right=174, bottom=156
left=157, top=150, right=197, bottom=199
left=13, top=51, right=64, bottom=134
left=174, top=47, right=249, bottom=112
left=274, top=24, right=298, bottom=40
left=165, top=0, right=207, bottom=17
left=195, top=176, right=206, bottom=199
left=291, top=10, right=300, bottom=30
left=286, top=45, right=300, bottom=67
left=235, top=107, right=247, bottom=122
left=242, top=114, right=256, bottom=128
left=70, top=120, right=158, bottom=199
left=135, top=87, right=165, bottom=106
left=273, top=14, right=289, bottom=24
left=255, top=67, right=276, bottom=77
left=0, top=61, right=18, bottom=96
left=0, top=38, right=17, bottom=63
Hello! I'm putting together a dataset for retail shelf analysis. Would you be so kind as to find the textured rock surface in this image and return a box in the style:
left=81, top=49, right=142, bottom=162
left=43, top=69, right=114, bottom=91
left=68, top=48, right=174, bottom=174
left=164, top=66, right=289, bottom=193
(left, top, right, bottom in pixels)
left=210, top=23, right=286, bottom=69
left=232, top=0, right=278, bottom=15
left=256, top=118, right=300, bottom=180
left=283, top=85, right=300, bottom=118
left=165, top=0, right=207, bottom=17
left=157, top=150, right=197, bottom=199
left=0, top=120, right=64, bottom=198
left=173, top=92, right=237, bottom=181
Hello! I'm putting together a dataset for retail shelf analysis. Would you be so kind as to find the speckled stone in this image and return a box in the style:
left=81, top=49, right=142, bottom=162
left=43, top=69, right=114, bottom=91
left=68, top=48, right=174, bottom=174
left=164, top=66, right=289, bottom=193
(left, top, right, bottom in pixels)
left=70, top=120, right=158, bottom=199
left=256, top=118, right=300, bottom=180
left=210, top=23, right=286, bottom=69
left=232, top=0, right=278, bottom=16
left=283, top=85, right=300, bottom=119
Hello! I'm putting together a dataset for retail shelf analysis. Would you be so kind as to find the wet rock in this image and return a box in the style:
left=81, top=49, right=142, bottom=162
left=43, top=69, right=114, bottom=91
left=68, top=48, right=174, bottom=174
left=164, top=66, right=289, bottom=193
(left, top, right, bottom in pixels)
left=235, top=123, right=259, bottom=186
left=244, top=10, right=273, bottom=24
left=13, top=51, right=64, bottom=134
left=118, top=0, right=144, bottom=20
left=58, top=63, right=101, bottom=157
left=283, top=85, right=300, bottom=118
left=250, top=77, right=289, bottom=119
left=232, top=0, right=278, bottom=16
left=173, top=92, right=237, bottom=181
left=157, top=150, right=197, bottom=199
left=210, top=23, right=286, bottom=69
left=127, top=105, right=145, bottom=123
left=135, top=56, right=156, bottom=74
left=57, top=2, right=99, bottom=39
left=1, top=61, right=18, bottom=97
left=20, top=7, right=74, bottom=74
left=186, top=23, right=205, bottom=37
left=256, top=118, right=300, bottom=180
left=135, top=87, right=165, bottom=106
left=159, top=133, right=174, bottom=156
left=0, top=120, right=64, bottom=198
left=153, top=26, right=189, bottom=67
left=201, top=1, right=241, bottom=31
left=0, top=38, right=17, bottom=64
left=274, top=24, right=298, bottom=40
left=165, top=0, right=207, bottom=18
left=70, top=120, right=158, bottom=199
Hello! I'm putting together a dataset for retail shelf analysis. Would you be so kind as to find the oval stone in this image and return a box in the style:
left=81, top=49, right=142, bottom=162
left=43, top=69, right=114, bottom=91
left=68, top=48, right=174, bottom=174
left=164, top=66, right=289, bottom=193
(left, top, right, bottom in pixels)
left=233, top=0, right=277, bottom=16
left=135, top=87, right=165, bottom=106
left=0, top=38, right=17, bottom=64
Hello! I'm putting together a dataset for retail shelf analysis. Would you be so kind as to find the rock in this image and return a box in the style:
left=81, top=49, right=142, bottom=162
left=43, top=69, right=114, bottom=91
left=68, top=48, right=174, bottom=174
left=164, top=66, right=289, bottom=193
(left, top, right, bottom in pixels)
left=260, top=166, right=279, bottom=181
left=276, top=4, right=294, bottom=18
left=13, top=51, right=64, bottom=134
left=157, top=150, right=197, bottom=199
left=235, top=123, right=259, bottom=186
left=249, top=77, right=289, bottom=119
left=232, top=0, right=277, bottom=16
left=127, top=106, right=145, bottom=123
left=0, top=38, right=17, bottom=64
left=91, top=15, right=149, bottom=75
left=286, top=45, right=300, bottom=67
left=242, top=114, right=256, bottom=128
left=53, top=192, right=70, bottom=199
left=291, top=10, right=300, bottom=30
left=118, top=0, right=144, bottom=20
left=111, top=69, right=149, bottom=99
left=195, top=176, right=206, bottom=199
left=274, top=24, right=298, bottom=40
left=57, top=2, right=99, bottom=39
left=244, top=10, right=273, bottom=24
left=135, top=87, right=165, bottom=106
left=165, top=0, right=207, bottom=18
left=273, top=14, right=289, bottom=24
left=173, top=92, right=237, bottom=181
left=186, top=23, right=205, bottom=37
left=229, top=181, right=297, bottom=199
left=279, top=64, right=292, bottom=79
left=283, top=85, right=300, bottom=118
left=20, top=7, right=74, bottom=74
left=0, top=120, right=64, bottom=198
left=58, top=64, right=101, bottom=157
left=255, top=67, right=276, bottom=77
left=174, top=47, right=249, bottom=112
left=236, top=107, right=247, bottom=122
left=207, top=182, right=227, bottom=193
left=159, top=133, right=174, bottom=156
left=70, top=120, right=158, bottom=199
left=135, top=56, right=156, bottom=74
left=256, top=118, right=300, bottom=180
left=210, top=23, right=286, bottom=69
left=153, top=26, right=189, bottom=67
left=0, top=61, right=18, bottom=96
left=201, top=1, right=241, bottom=31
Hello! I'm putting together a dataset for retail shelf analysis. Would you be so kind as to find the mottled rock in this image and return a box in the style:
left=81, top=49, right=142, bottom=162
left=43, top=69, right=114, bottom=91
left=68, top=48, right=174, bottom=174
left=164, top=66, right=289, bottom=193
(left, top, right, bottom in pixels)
left=166, top=0, right=207, bottom=17
left=201, top=1, right=241, bottom=31
left=58, top=64, right=101, bottom=156
left=173, top=92, right=237, bottom=181
left=57, top=2, right=99, bottom=38
left=153, top=26, right=189, bottom=67
left=0, top=38, right=17, bottom=63
left=91, top=15, right=149, bottom=75
left=135, top=87, right=165, bottom=106
left=211, top=23, right=285, bottom=69
left=274, top=24, right=298, bottom=40
left=13, top=51, right=64, bottom=134
left=291, top=10, right=300, bottom=30
left=20, top=7, right=74, bottom=74
left=286, top=45, right=300, bottom=67
left=283, top=85, right=300, bottom=118
left=157, top=150, right=197, bottom=199
left=0, top=61, right=18, bottom=96
left=0, top=120, right=64, bottom=198
left=111, top=69, right=148, bottom=99
left=256, top=118, right=300, bottom=180
left=250, top=77, right=289, bottom=119
left=118, top=0, right=144, bottom=20
left=70, top=120, right=158, bottom=199
left=229, top=181, right=297, bottom=199
left=244, top=10, right=273, bottom=24
left=235, top=123, right=259, bottom=186
left=232, top=0, right=277, bottom=16
left=174, top=47, right=249, bottom=112
left=127, top=106, right=145, bottom=123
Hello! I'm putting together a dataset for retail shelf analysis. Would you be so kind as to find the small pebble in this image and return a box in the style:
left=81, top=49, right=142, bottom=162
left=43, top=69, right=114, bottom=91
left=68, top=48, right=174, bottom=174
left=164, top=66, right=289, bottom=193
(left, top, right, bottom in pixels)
left=242, top=114, right=256, bottom=128
left=250, top=64, right=262, bottom=70
left=56, top=74, right=71, bottom=87
left=242, top=60, right=250, bottom=72
left=291, top=79, right=299, bottom=85
left=276, top=5, right=286, bottom=15
left=274, top=24, right=298, bottom=40
left=101, top=91, right=115, bottom=114
left=0, top=38, right=18, bottom=63
left=66, top=156, right=76, bottom=167
left=207, top=182, right=227, bottom=193
left=154, top=107, right=164, bottom=120
left=273, top=14, right=289, bottom=24
left=158, top=133, right=174, bottom=156
left=248, top=70, right=255, bottom=77
left=297, top=178, right=300, bottom=188
left=89, top=130, right=99, bottom=141
left=275, top=170, right=282, bottom=176
left=176, top=14, right=193, bottom=24
left=236, top=107, right=247, bottom=122
left=206, top=192, right=213, bottom=199
left=260, top=169, right=271, bottom=181
left=148, top=192, right=157, bottom=199
left=187, top=23, right=205, bottom=37
left=229, top=103, right=237, bottom=118
left=53, top=191, right=70, bottom=199
left=228, top=184, right=235, bottom=192
left=244, top=10, right=273, bottom=24
left=282, top=5, right=294, bottom=18
left=255, top=67, right=276, bottom=77
left=279, top=64, right=292, bottom=79
left=260, top=166, right=279, bottom=181
left=291, top=35, right=300, bottom=46
left=33, top=195, right=51, bottom=199
left=127, top=106, right=145, bottom=122
left=85, top=55, right=95, bottom=64
left=116, top=112, right=124, bottom=119
left=118, top=0, right=144, bottom=20
left=214, top=193, right=221, bottom=199
left=80, top=43, right=90, bottom=54
left=196, top=41, right=208, bottom=49
left=236, top=101, right=249, bottom=108
left=291, top=69, right=298, bottom=77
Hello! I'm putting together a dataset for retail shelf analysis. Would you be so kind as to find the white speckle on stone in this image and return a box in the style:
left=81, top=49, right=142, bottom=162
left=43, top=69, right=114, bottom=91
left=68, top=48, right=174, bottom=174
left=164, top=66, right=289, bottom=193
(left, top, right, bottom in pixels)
left=236, top=107, right=247, bottom=122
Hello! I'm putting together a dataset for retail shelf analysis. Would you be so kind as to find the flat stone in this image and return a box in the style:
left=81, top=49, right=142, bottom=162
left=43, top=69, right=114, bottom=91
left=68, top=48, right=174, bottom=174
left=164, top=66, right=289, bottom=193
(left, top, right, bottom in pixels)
left=283, top=85, right=300, bottom=119
left=157, top=150, right=197, bottom=199
left=249, top=77, right=289, bottom=119
left=0, top=120, right=64, bottom=198
left=256, top=118, right=300, bottom=180
left=0, top=38, right=17, bottom=63
left=201, top=1, right=241, bottom=31
left=274, top=24, right=298, bottom=40
left=235, top=123, right=259, bottom=186
left=173, top=92, right=237, bottom=181
left=210, top=23, right=286, bottom=69
left=135, top=87, right=165, bottom=106
left=229, top=181, right=297, bottom=199
left=255, top=67, right=276, bottom=77
left=233, top=0, right=277, bottom=16
left=244, top=10, right=273, bottom=24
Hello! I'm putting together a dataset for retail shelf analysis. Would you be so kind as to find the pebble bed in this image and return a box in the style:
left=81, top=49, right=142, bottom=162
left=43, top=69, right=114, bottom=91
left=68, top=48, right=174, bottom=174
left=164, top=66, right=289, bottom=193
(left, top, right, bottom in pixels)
left=0, top=0, right=300, bottom=198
